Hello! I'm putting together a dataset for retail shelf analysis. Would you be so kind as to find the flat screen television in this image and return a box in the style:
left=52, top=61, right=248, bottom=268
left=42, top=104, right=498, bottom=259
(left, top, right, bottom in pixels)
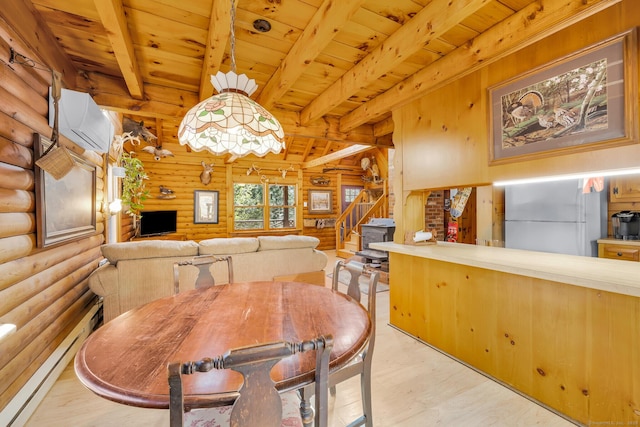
left=139, top=210, right=177, bottom=237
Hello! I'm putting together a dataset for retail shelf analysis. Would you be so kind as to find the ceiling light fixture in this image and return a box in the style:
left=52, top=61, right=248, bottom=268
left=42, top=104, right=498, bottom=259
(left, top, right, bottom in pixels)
left=178, top=0, right=284, bottom=157
left=253, top=19, right=271, bottom=32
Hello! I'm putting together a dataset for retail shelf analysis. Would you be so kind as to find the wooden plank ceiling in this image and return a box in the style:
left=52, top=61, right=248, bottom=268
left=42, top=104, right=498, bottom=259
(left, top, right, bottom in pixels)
left=17, top=0, right=617, bottom=169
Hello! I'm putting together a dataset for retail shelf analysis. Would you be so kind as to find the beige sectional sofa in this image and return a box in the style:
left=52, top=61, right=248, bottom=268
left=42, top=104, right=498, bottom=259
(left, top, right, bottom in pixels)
left=88, top=235, right=328, bottom=323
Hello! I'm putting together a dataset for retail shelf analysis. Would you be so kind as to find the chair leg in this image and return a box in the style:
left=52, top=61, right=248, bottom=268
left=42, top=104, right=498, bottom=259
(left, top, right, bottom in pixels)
left=298, top=386, right=315, bottom=427
left=360, top=370, right=373, bottom=427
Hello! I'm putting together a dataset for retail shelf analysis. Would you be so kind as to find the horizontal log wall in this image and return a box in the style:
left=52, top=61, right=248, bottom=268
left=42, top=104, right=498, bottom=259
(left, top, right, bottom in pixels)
left=0, top=18, right=104, bottom=411
left=136, top=145, right=383, bottom=251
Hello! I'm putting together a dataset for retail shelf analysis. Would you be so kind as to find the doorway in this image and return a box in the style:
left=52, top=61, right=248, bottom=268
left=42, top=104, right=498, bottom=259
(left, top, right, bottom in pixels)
left=341, top=185, right=364, bottom=215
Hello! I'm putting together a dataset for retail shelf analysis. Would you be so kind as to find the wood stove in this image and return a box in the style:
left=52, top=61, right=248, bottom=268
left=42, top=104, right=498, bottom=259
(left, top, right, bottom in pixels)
left=356, top=218, right=395, bottom=269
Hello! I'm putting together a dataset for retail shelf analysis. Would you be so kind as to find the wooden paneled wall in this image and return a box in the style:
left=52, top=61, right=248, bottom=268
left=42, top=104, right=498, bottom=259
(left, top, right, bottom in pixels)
left=0, top=22, right=104, bottom=411
left=392, top=1, right=640, bottom=241
left=132, top=143, right=377, bottom=251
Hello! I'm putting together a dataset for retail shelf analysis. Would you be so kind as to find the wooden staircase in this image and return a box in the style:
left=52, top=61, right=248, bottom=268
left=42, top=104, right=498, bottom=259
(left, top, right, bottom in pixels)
left=335, top=188, right=388, bottom=259
left=342, top=231, right=360, bottom=255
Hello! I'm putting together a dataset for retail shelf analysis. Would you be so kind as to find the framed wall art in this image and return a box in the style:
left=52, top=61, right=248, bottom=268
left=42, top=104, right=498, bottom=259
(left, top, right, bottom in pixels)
left=34, top=133, right=97, bottom=248
left=194, top=190, right=219, bottom=224
left=488, top=29, right=638, bottom=164
left=308, top=189, right=332, bottom=214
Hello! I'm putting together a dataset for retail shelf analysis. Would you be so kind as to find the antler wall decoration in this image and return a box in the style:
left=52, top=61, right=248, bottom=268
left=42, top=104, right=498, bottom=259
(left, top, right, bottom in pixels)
left=247, top=164, right=262, bottom=176
left=360, top=156, right=382, bottom=184
left=141, top=144, right=174, bottom=161
left=248, top=164, right=296, bottom=180
left=277, top=165, right=295, bottom=178
left=112, top=132, right=141, bottom=160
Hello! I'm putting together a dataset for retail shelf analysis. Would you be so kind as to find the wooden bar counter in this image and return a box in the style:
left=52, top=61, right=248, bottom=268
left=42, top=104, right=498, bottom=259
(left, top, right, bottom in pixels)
left=371, top=241, right=640, bottom=426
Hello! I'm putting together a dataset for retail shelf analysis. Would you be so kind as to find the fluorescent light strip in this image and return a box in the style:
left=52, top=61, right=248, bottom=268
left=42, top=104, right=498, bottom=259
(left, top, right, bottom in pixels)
left=494, top=168, right=640, bottom=186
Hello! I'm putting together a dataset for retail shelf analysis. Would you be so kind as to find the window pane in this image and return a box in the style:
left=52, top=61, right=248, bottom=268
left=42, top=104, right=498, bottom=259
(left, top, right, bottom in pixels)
left=234, top=207, right=264, bottom=230
left=269, top=184, right=296, bottom=205
left=345, top=188, right=359, bottom=203
left=270, top=207, right=296, bottom=228
left=234, top=183, right=263, bottom=206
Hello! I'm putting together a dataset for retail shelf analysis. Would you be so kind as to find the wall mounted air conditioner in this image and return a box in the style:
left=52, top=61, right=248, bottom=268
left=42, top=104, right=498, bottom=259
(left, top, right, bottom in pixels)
left=48, top=87, right=114, bottom=153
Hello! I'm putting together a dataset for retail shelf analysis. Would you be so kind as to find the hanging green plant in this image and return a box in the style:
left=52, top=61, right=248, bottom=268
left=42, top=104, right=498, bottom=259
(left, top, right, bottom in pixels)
left=120, top=152, right=150, bottom=219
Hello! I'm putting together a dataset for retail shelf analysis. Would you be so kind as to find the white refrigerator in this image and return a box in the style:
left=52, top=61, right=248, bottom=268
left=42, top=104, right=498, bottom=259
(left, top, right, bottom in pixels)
left=504, top=179, right=607, bottom=257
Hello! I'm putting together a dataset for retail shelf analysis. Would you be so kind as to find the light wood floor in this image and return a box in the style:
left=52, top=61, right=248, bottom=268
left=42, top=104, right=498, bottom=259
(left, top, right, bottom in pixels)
left=26, top=251, right=576, bottom=427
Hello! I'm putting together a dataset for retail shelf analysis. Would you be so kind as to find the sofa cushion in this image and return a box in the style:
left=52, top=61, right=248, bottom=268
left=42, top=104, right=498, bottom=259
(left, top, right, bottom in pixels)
left=258, top=235, right=319, bottom=251
left=199, top=237, right=259, bottom=255
left=101, top=240, right=199, bottom=264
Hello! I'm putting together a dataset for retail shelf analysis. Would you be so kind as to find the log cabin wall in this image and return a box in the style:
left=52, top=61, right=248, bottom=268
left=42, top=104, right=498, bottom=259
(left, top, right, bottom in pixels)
left=0, top=15, right=388, bottom=414
left=134, top=145, right=384, bottom=251
left=134, top=145, right=229, bottom=242
left=392, top=1, right=640, bottom=240
left=312, top=170, right=371, bottom=250
left=0, top=20, right=105, bottom=414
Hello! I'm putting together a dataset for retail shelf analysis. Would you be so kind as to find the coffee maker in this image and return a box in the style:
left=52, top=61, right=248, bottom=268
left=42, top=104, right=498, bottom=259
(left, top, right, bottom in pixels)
left=612, top=211, right=640, bottom=240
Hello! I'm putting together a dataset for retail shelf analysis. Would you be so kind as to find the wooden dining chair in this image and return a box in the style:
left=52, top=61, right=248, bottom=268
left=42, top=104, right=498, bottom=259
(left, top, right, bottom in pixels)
left=173, top=254, right=234, bottom=293
left=168, top=335, right=333, bottom=427
left=300, top=259, right=379, bottom=427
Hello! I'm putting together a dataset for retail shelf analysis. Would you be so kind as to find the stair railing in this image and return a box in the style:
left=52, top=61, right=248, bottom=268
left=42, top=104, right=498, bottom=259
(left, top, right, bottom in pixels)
left=335, top=188, right=388, bottom=253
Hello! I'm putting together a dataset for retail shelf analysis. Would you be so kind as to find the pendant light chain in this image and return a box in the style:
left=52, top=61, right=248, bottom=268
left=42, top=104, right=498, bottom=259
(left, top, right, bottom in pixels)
left=177, top=0, right=285, bottom=157
left=229, top=0, right=237, bottom=73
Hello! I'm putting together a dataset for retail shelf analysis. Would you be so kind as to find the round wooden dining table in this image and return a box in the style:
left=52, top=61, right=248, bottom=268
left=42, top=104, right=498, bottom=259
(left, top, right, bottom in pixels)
left=74, top=281, right=372, bottom=409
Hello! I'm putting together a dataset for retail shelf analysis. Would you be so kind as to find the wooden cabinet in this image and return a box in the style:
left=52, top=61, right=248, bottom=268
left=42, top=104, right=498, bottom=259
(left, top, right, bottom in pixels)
left=610, top=177, right=640, bottom=202
left=597, top=239, right=640, bottom=262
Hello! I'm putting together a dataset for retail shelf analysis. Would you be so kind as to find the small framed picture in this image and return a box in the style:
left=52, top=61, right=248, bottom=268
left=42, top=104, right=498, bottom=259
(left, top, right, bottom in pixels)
left=194, top=190, right=219, bottom=224
left=308, top=189, right=332, bottom=214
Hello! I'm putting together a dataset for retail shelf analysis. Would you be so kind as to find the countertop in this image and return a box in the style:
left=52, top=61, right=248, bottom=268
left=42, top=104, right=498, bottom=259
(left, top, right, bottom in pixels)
left=597, top=238, right=640, bottom=246
left=370, top=241, right=640, bottom=298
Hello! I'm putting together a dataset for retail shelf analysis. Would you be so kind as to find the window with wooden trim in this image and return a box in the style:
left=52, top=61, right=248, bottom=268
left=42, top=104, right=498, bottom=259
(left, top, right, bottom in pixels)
left=233, top=183, right=296, bottom=231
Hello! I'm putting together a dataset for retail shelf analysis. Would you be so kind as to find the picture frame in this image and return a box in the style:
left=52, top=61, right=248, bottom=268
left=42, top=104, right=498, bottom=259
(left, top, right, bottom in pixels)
left=488, top=29, right=638, bottom=164
left=34, top=133, right=97, bottom=248
left=194, top=190, right=219, bottom=224
left=308, top=189, right=332, bottom=214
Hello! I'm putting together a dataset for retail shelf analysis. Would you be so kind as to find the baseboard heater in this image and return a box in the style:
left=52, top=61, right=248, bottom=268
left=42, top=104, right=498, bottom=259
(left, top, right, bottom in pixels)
left=0, top=299, right=102, bottom=426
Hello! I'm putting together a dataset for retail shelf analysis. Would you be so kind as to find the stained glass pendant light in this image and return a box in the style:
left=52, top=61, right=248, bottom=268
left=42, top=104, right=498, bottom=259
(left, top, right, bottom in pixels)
left=178, top=0, right=284, bottom=157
